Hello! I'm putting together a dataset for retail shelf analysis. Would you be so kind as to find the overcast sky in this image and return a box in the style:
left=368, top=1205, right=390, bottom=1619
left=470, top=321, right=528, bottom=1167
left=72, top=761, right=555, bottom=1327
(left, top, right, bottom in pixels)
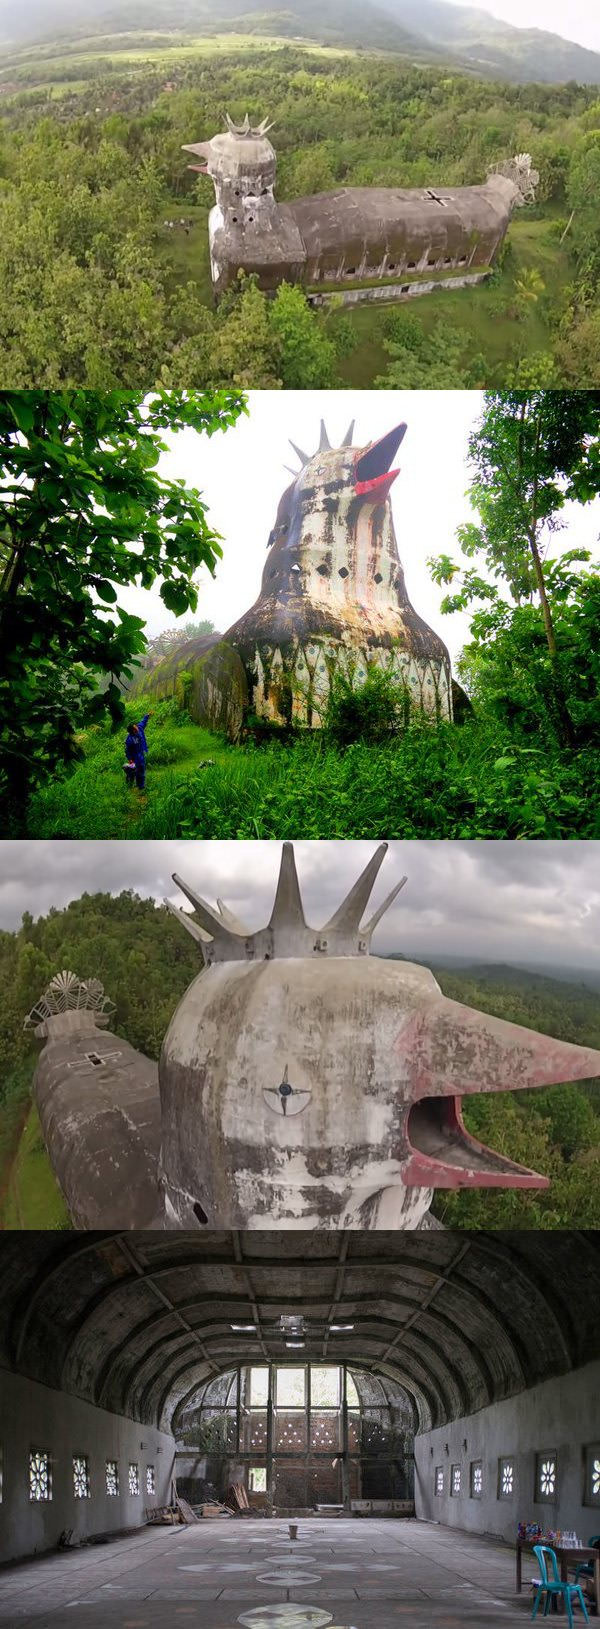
left=2, top=840, right=599, bottom=975
left=115, top=390, right=600, bottom=671
left=449, top=0, right=600, bottom=53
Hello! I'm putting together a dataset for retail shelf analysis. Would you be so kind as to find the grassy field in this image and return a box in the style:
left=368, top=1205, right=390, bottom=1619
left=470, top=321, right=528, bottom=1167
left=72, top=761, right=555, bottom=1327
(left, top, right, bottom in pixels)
left=0, top=1104, right=70, bottom=1230
left=0, top=31, right=354, bottom=86
left=25, top=696, right=600, bottom=841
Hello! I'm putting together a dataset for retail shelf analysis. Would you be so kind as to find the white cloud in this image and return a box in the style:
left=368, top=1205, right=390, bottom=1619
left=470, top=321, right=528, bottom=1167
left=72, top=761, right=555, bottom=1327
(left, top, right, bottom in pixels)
left=2, top=839, right=600, bottom=976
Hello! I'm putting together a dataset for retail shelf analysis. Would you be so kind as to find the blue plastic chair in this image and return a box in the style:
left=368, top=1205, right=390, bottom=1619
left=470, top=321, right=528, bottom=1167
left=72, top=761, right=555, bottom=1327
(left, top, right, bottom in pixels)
left=532, top=1546, right=589, bottom=1629
left=574, top=1537, right=600, bottom=1587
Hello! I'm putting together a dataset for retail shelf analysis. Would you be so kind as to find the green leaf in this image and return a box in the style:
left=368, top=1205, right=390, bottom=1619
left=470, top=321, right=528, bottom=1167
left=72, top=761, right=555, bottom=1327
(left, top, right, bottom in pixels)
left=94, top=580, right=118, bottom=604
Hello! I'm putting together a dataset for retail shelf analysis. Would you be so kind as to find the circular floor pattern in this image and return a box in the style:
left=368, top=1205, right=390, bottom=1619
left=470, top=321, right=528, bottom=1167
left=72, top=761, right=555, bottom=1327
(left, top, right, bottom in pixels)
left=256, top=1572, right=322, bottom=1586
left=238, top=1607, right=332, bottom=1629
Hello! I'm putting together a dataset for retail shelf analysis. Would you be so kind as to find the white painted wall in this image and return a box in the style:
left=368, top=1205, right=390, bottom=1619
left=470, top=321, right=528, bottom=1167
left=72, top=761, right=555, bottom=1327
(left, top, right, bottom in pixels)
left=0, top=1371, right=175, bottom=1564
left=415, top=1359, right=600, bottom=1544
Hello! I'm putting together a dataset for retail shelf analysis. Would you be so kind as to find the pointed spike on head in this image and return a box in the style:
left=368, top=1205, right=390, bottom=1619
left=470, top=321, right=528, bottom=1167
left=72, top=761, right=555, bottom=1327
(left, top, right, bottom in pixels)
left=257, top=115, right=274, bottom=135
left=342, top=420, right=355, bottom=447
left=165, top=898, right=213, bottom=964
left=289, top=439, right=309, bottom=468
left=324, top=844, right=389, bottom=935
left=269, top=842, right=306, bottom=932
left=319, top=420, right=331, bottom=452
left=361, top=875, right=408, bottom=940
left=216, top=897, right=252, bottom=935
left=171, top=872, right=241, bottom=952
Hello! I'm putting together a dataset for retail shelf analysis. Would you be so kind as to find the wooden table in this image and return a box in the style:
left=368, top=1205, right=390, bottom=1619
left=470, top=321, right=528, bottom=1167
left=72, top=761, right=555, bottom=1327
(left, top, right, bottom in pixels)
left=516, top=1539, right=600, bottom=1613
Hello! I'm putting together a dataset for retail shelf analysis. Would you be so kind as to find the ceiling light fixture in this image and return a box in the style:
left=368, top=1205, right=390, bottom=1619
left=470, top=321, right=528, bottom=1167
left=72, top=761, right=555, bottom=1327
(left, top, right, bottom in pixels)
left=230, top=1323, right=256, bottom=1332
left=330, top=1323, right=354, bottom=1331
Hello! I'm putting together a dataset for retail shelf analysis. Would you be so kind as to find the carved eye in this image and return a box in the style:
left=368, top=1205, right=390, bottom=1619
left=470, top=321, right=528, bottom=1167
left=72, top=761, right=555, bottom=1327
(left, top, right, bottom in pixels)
left=374, top=573, right=383, bottom=584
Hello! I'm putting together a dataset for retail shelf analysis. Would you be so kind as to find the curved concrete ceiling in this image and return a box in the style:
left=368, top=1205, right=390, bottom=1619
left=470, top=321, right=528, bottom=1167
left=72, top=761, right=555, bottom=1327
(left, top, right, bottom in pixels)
left=2, top=1232, right=599, bottom=1435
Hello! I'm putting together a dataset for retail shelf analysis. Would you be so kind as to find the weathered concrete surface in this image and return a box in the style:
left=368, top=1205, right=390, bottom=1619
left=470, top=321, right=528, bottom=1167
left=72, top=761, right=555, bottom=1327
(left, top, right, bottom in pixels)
left=0, top=1370, right=174, bottom=1565
left=158, top=952, right=600, bottom=1229
left=223, top=423, right=453, bottom=729
left=415, top=1357, right=600, bottom=1544
left=309, top=269, right=491, bottom=307
left=184, top=119, right=537, bottom=300
left=32, top=1009, right=161, bottom=1228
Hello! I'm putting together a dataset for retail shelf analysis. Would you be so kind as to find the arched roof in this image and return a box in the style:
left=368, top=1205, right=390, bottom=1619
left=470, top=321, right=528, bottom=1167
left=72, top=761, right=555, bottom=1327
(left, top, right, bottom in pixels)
left=1, top=1232, right=599, bottom=1436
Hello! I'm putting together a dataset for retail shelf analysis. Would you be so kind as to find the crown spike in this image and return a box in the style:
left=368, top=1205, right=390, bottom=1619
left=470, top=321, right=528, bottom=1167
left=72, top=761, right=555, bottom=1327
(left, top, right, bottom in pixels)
left=171, top=873, right=243, bottom=955
left=166, top=898, right=212, bottom=961
left=361, top=875, right=408, bottom=940
left=269, top=842, right=306, bottom=931
left=217, top=898, right=252, bottom=935
left=319, top=420, right=331, bottom=452
left=341, top=420, right=355, bottom=447
left=289, top=440, right=309, bottom=468
left=323, top=843, right=389, bottom=935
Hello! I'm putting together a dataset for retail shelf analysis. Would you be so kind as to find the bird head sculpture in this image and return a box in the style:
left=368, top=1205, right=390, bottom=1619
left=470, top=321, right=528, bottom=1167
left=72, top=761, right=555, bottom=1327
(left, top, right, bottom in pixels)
left=225, top=422, right=453, bottom=726
left=159, top=844, right=600, bottom=1230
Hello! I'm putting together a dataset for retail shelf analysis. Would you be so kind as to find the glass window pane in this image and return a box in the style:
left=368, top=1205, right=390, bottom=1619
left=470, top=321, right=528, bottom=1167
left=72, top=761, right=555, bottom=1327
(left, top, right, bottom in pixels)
left=250, top=1367, right=269, bottom=1406
left=347, top=1373, right=359, bottom=1408
left=276, top=1368, right=306, bottom=1407
left=311, top=1367, right=340, bottom=1407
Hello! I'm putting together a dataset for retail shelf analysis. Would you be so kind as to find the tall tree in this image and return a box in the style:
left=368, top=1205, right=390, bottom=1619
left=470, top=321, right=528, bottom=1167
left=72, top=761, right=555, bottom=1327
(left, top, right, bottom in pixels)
left=430, top=391, right=600, bottom=746
left=0, top=389, right=246, bottom=818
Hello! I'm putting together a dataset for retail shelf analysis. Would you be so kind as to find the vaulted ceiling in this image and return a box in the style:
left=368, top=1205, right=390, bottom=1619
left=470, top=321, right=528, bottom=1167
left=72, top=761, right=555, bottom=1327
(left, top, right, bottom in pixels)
left=1, top=1232, right=599, bottom=1435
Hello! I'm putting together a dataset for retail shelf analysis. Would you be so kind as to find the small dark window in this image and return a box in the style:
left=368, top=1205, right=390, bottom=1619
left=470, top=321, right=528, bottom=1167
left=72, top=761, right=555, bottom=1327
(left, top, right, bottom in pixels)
left=86, top=1053, right=104, bottom=1067
left=317, top=564, right=329, bottom=577
left=232, top=215, right=238, bottom=224
left=427, top=257, right=437, bottom=267
left=407, top=261, right=416, bottom=269
left=374, top=572, right=383, bottom=584
left=339, top=567, right=349, bottom=579
left=248, top=216, right=254, bottom=224
left=346, top=267, right=356, bottom=276
left=401, top=285, right=410, bottom=293
left=193, top=1202, right=208, bottom=1225
left=388, top=262, right=396, bottom=272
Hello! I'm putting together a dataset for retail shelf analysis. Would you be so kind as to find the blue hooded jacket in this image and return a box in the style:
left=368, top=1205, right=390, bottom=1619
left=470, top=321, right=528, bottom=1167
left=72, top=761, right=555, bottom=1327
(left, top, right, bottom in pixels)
left=125, top=728, right=144, bottom=765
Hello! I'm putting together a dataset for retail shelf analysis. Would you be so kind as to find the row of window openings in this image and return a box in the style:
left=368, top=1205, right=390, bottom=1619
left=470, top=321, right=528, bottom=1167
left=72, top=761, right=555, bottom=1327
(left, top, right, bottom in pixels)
left=316, top=255, right=471, bottom=278
left=26, top=1452, right=156, bottom=1503
left=435, top=1453, right=600, bottom=1503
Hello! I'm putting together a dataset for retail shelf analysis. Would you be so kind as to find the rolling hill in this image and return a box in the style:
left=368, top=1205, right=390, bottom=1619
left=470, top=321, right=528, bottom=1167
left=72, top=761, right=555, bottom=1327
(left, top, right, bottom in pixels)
left=1, top=0, right=600, bottom=83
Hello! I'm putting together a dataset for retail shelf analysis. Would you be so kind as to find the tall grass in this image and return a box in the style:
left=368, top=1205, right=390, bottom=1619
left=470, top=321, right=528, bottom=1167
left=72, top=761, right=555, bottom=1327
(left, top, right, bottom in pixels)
left=27, top=712, right=600, bottom=840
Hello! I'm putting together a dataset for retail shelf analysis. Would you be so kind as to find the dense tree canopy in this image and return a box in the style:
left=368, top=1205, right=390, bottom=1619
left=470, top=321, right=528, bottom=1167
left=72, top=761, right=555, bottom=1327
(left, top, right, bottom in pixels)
left=0, top=45, right=598, bottom=384
left=0, top=388, right=246, bottom=815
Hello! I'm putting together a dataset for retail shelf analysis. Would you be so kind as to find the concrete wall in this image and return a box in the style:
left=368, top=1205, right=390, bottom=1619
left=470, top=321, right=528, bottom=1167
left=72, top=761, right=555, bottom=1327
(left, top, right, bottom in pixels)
left=0, top=1371, right=175, bottom=1564
left=309, top=270, right=491, bottom=307
left=415, top=1359, right=600, bottom=1544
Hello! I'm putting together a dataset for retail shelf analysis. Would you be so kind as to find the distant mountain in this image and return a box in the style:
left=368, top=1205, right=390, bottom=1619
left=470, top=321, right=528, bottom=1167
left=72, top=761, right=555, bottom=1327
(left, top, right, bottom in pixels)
left=1, top=0, right=600, bottom=85
left=0, top=0, right=423, bottom=56
left=381, top=0, right=600, bottom=83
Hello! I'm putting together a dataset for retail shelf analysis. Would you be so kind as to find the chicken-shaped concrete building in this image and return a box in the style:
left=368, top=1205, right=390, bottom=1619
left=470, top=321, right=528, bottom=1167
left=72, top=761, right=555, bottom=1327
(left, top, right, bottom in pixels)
left=27, top=847, right=600, bottom=1232
left=142, top=418, right=453, bottom=734
left=183, top=114, right=538, bottom=303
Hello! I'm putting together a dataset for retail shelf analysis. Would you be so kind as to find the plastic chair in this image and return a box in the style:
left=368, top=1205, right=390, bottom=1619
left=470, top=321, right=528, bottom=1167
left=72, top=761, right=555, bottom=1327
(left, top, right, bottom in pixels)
left=574, top=1537, right=600, bottom=1586
left=531, top=1545, right=589, bottom=1629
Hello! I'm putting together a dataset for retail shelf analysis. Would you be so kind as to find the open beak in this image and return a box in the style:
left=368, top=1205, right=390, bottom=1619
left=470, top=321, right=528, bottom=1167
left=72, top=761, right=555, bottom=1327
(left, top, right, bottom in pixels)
left=182, top=141, right=210, bottom=175
left=398, top=996, right=600, bottom=1190
left=355, top=423, right=407, bottom=498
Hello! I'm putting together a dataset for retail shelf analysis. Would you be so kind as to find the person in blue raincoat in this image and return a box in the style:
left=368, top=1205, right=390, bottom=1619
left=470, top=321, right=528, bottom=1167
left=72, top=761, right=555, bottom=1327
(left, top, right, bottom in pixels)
left=123, top=713, right=151, bottom=791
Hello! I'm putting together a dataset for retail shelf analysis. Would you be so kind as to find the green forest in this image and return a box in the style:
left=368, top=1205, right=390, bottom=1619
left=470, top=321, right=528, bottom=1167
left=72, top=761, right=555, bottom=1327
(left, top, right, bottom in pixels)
left=2, top=387, right=599, bottom=842
left=1, top=885, right=599, bottom=1229
left=1, top=34, right=600, bottom=385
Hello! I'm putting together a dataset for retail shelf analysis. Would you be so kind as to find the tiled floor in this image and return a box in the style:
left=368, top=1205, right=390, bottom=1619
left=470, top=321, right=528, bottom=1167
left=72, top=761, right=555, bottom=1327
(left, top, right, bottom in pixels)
left=0, top=1517, right=542, bottom=1628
